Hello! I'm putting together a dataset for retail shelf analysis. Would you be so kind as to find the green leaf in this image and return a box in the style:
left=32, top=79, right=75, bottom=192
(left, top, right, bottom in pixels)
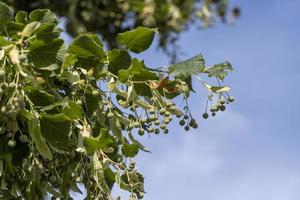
left=63, top=101, right=83, bottom=119
left=0, top=36, right=12, bottom=47
left=28, top=117, right=53, bottom=160
left=39, top=98, right=69, bottom=111
left=108, top=49, right=131, bottom=75
left=29, top=9, right=58, bottom=24
left=85, top=93, right=101, bottom=117
left=35, top=23, right=61, bottom=41
left=104, top=168, right=116, bottom=189
left=15, top=11, right=28, bottom=24
left=83, top=129, right=115, bottom=155
left=83, top=137, right=101, bottom=155
left=40, top=113, right=72, bottom=148
left=109, top=117, right=123, bottom=142
left=121, top=143, right=139, bottom=158
left=62, top=53, right=77, bottom=69
left=68, top=34, right=104, bottom=59
left=3, top=153, right=13, bottom=175
left=128, top=132, right=150, bottom=153
left=204, top=61, right=233, bottom=80
left=118, top=59, right=158, bottom=96
left=169, top=54, right=205, bottom=78
left=29, top=38, right=65, bottom=70
left=117, top=26, right=157, bottom=53
left=119, top=58, right=158, bottom=83
left=6, top=22, right=25, bottom=37
left=25, top=87, right=55, bottom=107
left=0, top=2, right=14, bottom=25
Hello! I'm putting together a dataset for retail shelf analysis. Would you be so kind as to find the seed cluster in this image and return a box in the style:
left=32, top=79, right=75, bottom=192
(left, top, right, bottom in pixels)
left=202, top=95, right=235, bottom=119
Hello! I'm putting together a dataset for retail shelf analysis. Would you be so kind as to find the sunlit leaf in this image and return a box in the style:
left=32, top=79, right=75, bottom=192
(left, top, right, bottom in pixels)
left=117, top=26, right=157, bottom=53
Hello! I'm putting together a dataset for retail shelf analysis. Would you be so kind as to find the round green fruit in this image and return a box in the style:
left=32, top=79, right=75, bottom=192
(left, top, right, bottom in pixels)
left=228, top=96, right=235, bottom=102
left=219, top=97, right=226, bottom=105
left=138, top=128, right=145, bottom=136
left=8, top=139, right=16, bottom=148
left=19, top=134, right=28, bottom=143
left=148, top=127, right=154, bottom=133
left=202, top=113, right=209, bottom=119
left=133, top=121, right=140, bottom=128
left=149, top=108, right=156, bottom=114
left=179, top=120, right=185, bottom=126
left=220, top=105, right=226, bottom=111
left=184, top=125, right=190, bottom=131
left=18, top=54, right=27, bottom=62
left=8, top=82, right=16, bottom=89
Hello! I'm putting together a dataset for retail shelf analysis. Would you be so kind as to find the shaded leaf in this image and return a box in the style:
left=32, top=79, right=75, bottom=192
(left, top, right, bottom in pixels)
left=63, top=101, right=83, bottom=119
left=28, top=117, right=53, bottom=160
left=35, top=23, right=61, bottom=41
left=121, top=143, right=139, bottom=158
left=0, top=2, right=14, bottom=25
left=25, top=87, right=55, bottom=107
left=15, top=11, right=28, bottom=24
left=108, top=49, right=131, bottom=75
left=40, top=113, right=72, bottom=148
left=29, top=38, right=65, bottom=70
left=68, top=34, right=104, bottom=59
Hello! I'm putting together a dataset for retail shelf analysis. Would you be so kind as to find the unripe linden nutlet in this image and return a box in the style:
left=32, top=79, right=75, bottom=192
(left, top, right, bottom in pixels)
left=220, top=105, right=226, bottom=111
left=19, top=134, right=28, bottom=143
left=202, top=113, right=209, bottom=119
left=163, top=129, right=169, bottom=134
left=179, top=119, right=185, bottom=126
left=228, top=96, right=235, bottom=102
left=133, top=121, right=140, bottom=128
left=8, top=82, right=16, bottom=89
left=184, top=125, right=190, bottom=131
left=138, top=128, right=144, bottom=136
left=8, top=139, right=16, bottom=148
left=18, top=54, right=27, bottom=62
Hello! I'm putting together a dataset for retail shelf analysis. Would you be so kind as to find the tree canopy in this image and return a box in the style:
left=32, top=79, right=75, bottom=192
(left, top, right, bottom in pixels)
left=0, top=1, right=235, bottom=200
left=3, top=0, right=240, bottom=60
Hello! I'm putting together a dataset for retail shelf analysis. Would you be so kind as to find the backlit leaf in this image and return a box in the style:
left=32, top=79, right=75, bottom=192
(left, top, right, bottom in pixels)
left=169, top=54, right=205, bottom=78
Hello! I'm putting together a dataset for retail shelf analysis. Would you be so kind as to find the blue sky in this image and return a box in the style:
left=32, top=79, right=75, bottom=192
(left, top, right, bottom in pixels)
left=69, top=0, right=300, bottom=199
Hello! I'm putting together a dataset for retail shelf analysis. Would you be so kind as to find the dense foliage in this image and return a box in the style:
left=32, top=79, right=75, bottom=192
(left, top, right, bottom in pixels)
left=0, top=2, right=234, bottom=199
left=2, top=0, right=240, bottom=60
